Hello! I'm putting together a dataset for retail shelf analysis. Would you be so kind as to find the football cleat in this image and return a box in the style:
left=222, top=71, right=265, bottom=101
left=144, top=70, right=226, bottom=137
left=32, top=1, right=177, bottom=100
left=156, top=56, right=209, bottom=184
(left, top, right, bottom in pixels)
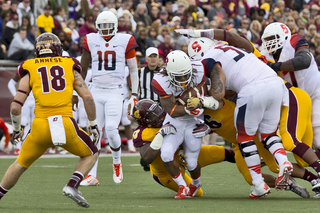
left=311, top=179, right=320, bottom=192
left=59, top=149, right=69, bottom=154
left=313, top=191, right=320, bottom=199
left=80, top=175, right=99, bottom=186
left=14, top=148, right=20, bottom=155
left=128, top=145, right=136, bottom=153
left=175, top=185, right=190, bottom=199
left=62, top=185, right=90, bottom=208
left=285, top=177, right=309, bottom=198
left=48, top=147, right=56, bottom=154
left=249, top=181, right=271, bottom=199
left=113, top=163, right=123, bottom=184
left=275, top=161, right=293, bottom=190
left=187, top=182, right=202, bottom=198
left=106, top=145, right=112, bottom=153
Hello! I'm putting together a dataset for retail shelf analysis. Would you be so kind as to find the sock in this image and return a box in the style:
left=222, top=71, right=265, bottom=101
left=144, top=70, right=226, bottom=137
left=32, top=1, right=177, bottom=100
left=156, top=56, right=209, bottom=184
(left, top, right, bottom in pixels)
left=315, top=151, right=320, bottom=159
left=127, top=139, right=134, bottom=147
left=112, top=148, right=121, bottom=164
left=88, top=159, right=98, bottom=177
left=172, top=172, right=187, bottom=187
left=263, top=135, right=288, bottom=165
left=224, top=148, right=235, bottom=163
left=302, top=169, right=318, bottom=182
left=0, top=185, right=9, bottom=200
left=310, top=160, right=320, bottom=175
left=192, top=175, right=201, bottom=186
left=67, top=171, right=84, bottom=189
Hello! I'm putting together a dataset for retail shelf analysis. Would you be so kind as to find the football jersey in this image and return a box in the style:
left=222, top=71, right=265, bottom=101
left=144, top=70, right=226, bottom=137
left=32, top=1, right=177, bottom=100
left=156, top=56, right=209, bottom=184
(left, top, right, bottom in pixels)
left=82, top=33, right=138, bottom=87
left=262, top=34, right=320, bottom=97
left=201, top=44, right=277, bottom=93
left=18, top=56, right=81, bottom=118
left=151, top=64, right=205, bottom=121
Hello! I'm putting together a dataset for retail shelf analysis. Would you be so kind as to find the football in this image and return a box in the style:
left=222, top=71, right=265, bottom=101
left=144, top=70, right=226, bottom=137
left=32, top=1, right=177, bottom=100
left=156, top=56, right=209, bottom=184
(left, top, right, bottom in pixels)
left=176, top=81, right=206, bottom=106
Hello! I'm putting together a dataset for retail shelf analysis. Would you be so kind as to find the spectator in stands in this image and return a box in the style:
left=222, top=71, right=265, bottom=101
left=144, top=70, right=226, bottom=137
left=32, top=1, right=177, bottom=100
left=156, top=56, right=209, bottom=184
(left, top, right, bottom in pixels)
left=117, top=16, right=130, bottom=34
left=122, top=9, right=136, bottom=32
left=68, top=0, right=79, bottom=20
left=0, top=1, right=10, bottom=14
left=311, top=4, right=320, bottom=16
left=310, top=0, right=320, bottom=9
left=157, top=48, right=165, bottom=68
left=57, top=30, right=70, bottom=51
left=195, top=18, right=206, bottom=29
left=78, top=15, right=96, bottom=37
left=133, top=3, right=152, bottom=27
left=27, top=25, right=36, bottom=45
left=34, top=0, right=48, bottom=19
left=176, top=3, right=187, bottom=24
left=311, top=32, right=320, bottom=47
left=180, top=42, right=188, bottom=55
left=157, top=33, right=173, bottom=59
left=136, top=28, right=155, bottom=64
left=159, top=10, right=169, bottom=25
left=49, top=0, right=69, bottom=18
left=36, top=4, right=55, bottom=36
left=315, top=15, right=320, bottom=31
left=17, top=0, right=34, bottom=26
left=248, top=19, right=262, bottom=44
left=54, top=6, right=68, bottom=34
left=222, top=0, right=241, bottom=28
left=0, top=10, right=11, bottom=39
left=171, top=26, right=188, bottom=50
left=150, top=6, right=159, bottom=23
left=308, top=24, right=317, bottom=38
left=7, top=27, right=34, bottom=61
left=147, top=26, right=160, bottom=47
left=2, top=13, right=19, bottom=50
left=10, top=0, right=18, bottom=16
left=300, top=8, right=310, bottom=24
left=66, top=18, right=79, bottom=43
left=76, top=0, right=91, bottom=26
left=209, top=20, right=219, bottom=29
left=68, top=41, right=80, bottom=58
left=165, top=1, right=174, bottom=21
left=284, top=16, right=297, bottom=34
left=157, top=25, right=170, bottom=43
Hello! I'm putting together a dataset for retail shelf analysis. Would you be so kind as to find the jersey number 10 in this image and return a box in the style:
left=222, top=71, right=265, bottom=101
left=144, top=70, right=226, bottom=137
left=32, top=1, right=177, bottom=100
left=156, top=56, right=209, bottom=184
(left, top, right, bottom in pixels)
left=97, top=50, right=116, bottom=71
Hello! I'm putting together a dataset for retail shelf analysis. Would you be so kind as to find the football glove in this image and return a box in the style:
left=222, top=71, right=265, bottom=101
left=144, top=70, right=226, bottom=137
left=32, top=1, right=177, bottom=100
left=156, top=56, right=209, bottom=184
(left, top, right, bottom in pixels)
left=127, top=94, right=138, bottom=118
left=174, top=29, right=201, bottom=38
left=89, top=125, right=100, bottom=146
left=192, top=123, right=211, bottom=138
left=184, top=107, right=204, bottom=117
left=12, top=128, right=23, bottom=145
left=187, top=97, right=202, bottom=110
left=158, top=123, right=176, bottom=136
left=178, top=150, right=187, bottom=170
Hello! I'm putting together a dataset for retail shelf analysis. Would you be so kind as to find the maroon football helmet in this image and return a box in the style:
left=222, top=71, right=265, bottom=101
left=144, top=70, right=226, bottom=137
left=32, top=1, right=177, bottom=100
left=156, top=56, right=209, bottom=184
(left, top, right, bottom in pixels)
left=35, top=33, right=63, bottom=57
left=132, top=99, right=166, bottom=128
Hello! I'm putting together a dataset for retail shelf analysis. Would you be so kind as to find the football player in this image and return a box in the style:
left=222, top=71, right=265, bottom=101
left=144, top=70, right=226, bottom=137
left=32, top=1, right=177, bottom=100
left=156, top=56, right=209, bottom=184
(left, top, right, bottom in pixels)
left=176, top=28, right=320, bottom=198
left=80, top=11, right=139, bottom=185
left=0, top=33, right=99, bottom=208
left=132, top=99, right=236, bottom=198
left=260, top=23, right=320, bottom=152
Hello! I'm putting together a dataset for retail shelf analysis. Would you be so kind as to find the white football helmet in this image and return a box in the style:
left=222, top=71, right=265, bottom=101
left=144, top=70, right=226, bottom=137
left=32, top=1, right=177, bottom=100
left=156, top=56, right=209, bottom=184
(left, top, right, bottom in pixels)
left=188, top=37, right=217, bottom=60
left=96, top=11, right=118, bottom=39
left=261, top=22, right=291, bottom=54
left=166, top=50, right=193, bottom=88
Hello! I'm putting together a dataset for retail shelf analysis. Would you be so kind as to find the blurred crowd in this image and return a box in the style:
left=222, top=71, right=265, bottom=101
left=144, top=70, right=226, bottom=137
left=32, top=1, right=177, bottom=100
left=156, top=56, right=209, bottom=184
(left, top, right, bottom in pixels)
left=0, top=0, right=319, bottom=68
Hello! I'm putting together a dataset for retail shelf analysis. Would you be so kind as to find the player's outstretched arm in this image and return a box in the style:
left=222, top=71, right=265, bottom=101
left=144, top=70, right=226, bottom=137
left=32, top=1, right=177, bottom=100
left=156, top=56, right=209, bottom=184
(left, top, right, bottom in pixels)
left=209, top=64, right=225, bottom=101
left=159, top=95, right=186, bottom=118
left=73, top=71, right=96, bottom=122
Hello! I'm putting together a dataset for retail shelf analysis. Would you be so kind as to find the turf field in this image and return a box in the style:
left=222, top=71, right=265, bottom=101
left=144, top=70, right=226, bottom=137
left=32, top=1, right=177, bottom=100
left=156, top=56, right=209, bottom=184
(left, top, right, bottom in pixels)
left=0, top=152, right=319, bottom=213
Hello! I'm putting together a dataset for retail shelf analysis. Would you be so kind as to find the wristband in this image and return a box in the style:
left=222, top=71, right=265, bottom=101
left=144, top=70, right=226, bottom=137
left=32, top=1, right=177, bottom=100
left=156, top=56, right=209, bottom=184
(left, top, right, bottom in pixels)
left=89, top=119, right=97, bottom=126
left=150, top=133, right=163, bottom=150
left=10, top=113, right=21, bottom=131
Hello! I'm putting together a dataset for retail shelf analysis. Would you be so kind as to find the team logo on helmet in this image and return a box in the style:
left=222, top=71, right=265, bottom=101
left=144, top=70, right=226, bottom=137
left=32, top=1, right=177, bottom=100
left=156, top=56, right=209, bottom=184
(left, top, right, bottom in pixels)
left=191, top=41, right=201, bottom=52
left=133, top=110, right=140, bottom=119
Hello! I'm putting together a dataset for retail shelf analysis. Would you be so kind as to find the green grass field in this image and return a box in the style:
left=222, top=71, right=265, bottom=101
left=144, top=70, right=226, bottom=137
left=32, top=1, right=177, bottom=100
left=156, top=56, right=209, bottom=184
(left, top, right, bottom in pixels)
left=0, top=152, right=320, bottom=213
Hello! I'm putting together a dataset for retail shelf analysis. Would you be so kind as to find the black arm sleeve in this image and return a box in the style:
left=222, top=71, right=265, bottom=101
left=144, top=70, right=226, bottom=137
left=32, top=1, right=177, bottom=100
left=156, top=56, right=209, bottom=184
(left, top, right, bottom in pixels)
left=291, top=51, right=312, bottom=71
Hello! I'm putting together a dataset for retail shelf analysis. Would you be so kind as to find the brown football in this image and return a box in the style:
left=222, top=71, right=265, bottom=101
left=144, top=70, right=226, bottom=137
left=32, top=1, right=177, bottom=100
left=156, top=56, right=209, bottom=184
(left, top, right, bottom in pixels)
left=176, top=81, right=206, bottom=106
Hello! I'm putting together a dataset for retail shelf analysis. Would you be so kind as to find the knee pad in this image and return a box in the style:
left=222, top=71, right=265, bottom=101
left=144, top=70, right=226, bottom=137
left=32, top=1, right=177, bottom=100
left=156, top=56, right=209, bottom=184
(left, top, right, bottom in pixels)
left=186, top=160, right=197, bottom=171
left=160, top=150, right=174, bottom=163
left=261, top=134, right=282, bottom=151
left=104, top=127, right=121, bottom=148
left=238, top=141, right=258, bottom=158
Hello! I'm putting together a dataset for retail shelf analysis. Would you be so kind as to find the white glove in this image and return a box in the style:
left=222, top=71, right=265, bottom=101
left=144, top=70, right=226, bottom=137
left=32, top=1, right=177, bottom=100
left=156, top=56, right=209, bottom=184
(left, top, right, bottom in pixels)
left=89, top=121, right=100, bottom=146
left=174, top=29, right=201, bottom=38
left=184, top=107, right=204, bottom=117
left=12, top=128, right=23, bottom=145
left=126, top=94, right=138, bottom=117
left=192, top=123, right=211, bottom=137
left=158, top=123, right=176, bottom=136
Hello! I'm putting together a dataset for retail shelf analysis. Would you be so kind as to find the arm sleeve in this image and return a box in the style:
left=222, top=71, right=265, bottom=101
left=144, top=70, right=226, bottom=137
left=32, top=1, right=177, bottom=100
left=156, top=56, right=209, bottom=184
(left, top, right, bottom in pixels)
left=126, top=57, right=139, bottom=94
left=7, top=79, right=17, bottom=96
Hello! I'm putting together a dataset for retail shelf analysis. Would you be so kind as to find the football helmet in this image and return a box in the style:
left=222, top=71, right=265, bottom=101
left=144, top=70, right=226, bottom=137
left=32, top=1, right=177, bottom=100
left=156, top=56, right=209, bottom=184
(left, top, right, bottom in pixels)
left=188, top=37, right=217, bottom=60
left=35, top=33, right=62, bottom=57
left=261, top=22, right=291, bottom=54
left=166, top=50, right=193, bottom=88
left=96, top=11, right=118, bottom=39
left=132, top=99, right=166, bottom=128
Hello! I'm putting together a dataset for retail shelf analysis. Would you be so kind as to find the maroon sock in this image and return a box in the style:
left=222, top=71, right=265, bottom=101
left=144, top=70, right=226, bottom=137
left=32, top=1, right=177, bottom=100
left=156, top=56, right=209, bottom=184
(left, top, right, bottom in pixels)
left=310, top=160, right=320, bottom=175
left=224, top=149, right=236, bottom=163
left=302, top=169, right=318, bottom=182
left=315, top=151, right=320, bottom=159
left=292, top=143, right=309, bottom=158
left=0, top=185, right=8, bottom=200
left=67, top=171, right=84, bottom=189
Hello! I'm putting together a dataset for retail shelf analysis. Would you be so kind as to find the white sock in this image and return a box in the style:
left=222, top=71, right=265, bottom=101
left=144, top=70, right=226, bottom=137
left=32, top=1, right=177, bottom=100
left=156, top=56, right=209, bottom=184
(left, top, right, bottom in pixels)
left=88, top=159, right=98, bottom=177
left=127, top=139, right=134, bottom=147
left=112, top=148, right=121, bottom=164
left=192, top=175, right=201, bottom=186
left=172, top=172, right=187, bottom=187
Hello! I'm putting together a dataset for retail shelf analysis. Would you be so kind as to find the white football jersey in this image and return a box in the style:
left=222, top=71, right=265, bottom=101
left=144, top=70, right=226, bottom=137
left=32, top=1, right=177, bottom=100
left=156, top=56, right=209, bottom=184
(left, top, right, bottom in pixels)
left=262, top=34, right=320, bottom=97
left=201, top=44, right=277, bottom=93
left=152, top=63, right=205, bottom=121
left=82, top=33, right=138, bottom=87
